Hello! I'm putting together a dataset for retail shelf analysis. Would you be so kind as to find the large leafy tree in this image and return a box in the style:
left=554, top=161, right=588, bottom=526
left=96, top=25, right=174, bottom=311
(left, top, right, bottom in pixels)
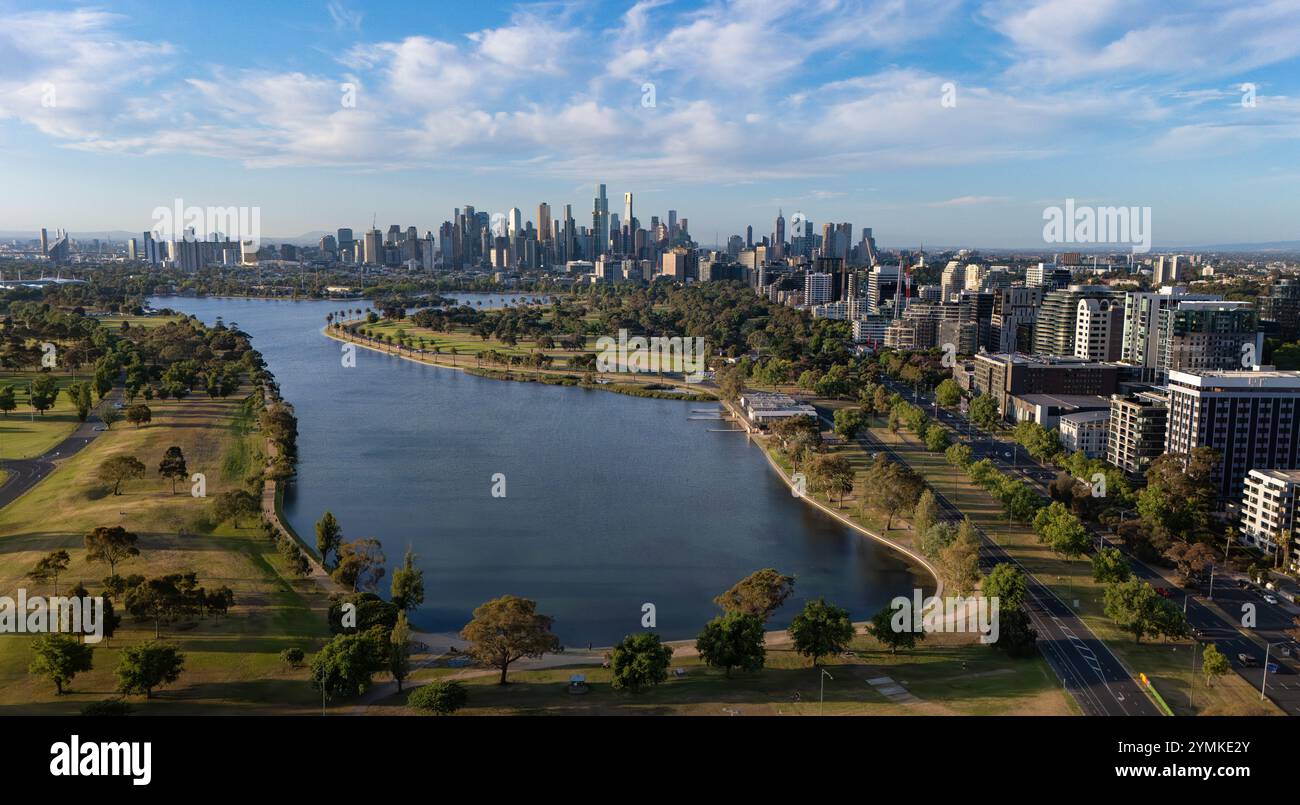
left=982, top=563, right=1028, bottom=611
left=28, top=634, right=94, bottom=695
left=96, top=455, right=145, bottom=495
left=115, top=641, right=185, bottom=699
left=695, top=611, right=766, bottom=678
left=865, top=604, right=923, bottom=654
left=310, top=632, right=382, bottom=703
left=1103, top=579, right=1165, bottom=644
left=1091, top=546, right=1131, bottom=583
left=610, top=632, right=674, bottom=692
left=459, top=595, right=560, bottom=684
left=84, top=525, right=140, bottom=576
left=789, top=598, right=856, bottom=666
left=331, top=538, right=387, bottom=592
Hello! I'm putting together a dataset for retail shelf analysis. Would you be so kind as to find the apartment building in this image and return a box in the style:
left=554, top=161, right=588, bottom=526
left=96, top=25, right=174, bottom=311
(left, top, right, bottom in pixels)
left=1107, top=390, right=1169, bottom=475
left=1239, top=468, right=1300, bottom=562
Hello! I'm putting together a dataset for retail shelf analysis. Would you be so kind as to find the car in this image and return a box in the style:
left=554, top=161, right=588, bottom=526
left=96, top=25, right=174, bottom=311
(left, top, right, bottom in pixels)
left=1155, top=587, right=1174, bottom=599
left=1264, top=594, right=1279, bottom=605
left=1267, top=662, right=1280, bottom=674
left=1239, top=653, right=1259, bottom=667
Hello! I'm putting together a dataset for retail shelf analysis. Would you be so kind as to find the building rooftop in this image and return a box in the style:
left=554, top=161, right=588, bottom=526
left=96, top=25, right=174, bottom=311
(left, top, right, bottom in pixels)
left=1168, top=368, right=1300, bottom=388
left=1059, top=409, right=1112, bottom=425
left=1013, top=393, right=1113, bottom=410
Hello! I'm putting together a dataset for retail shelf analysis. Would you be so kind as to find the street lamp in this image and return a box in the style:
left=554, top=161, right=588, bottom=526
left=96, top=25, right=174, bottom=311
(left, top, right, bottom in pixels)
left=820, top=668, right=834, bottom=715
left=1262, top=641, right=1282, bottom=701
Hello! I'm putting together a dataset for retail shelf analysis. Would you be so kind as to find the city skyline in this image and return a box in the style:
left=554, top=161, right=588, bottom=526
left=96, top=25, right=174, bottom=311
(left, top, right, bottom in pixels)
left=1, top=0, right=1298, bottom=246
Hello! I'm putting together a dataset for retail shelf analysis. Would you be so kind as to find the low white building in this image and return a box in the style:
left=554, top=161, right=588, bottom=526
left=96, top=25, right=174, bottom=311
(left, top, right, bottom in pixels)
left=1058, top=409, right=1111, bottom=459
left=740, top=392, right=817, bottom=427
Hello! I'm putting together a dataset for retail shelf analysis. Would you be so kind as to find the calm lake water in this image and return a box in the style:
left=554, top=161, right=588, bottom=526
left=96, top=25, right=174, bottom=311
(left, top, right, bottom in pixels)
left=154, top=294, right=927, bottom=644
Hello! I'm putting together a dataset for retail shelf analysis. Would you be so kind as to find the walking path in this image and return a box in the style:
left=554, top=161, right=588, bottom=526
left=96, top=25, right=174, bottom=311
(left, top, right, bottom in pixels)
left=0, top=395, right=116, bottom=510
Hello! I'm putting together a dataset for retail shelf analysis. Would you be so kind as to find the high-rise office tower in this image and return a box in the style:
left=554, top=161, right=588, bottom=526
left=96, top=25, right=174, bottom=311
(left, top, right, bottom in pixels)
left=773, top=210, right=785, bottom=261
left=364, top=228, right=383, bottom=266
left=337, top=228, right=353, bottom=253
left=593, top=184, right=610, bottom=258
left=508, top=208, right=522, bottom=238
left=538, top=204, right=552, bottom=242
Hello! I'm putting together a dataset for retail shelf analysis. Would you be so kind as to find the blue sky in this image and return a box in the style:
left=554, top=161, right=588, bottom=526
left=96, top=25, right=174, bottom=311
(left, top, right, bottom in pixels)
left=1, top=0, right=1298, bottom=247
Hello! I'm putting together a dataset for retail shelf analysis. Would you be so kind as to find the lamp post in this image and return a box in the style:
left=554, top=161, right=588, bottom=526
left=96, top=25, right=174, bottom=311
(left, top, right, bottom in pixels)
left=820, top=668, right=834, bottom=715
left=1262, top=642, right=1281, bottom=701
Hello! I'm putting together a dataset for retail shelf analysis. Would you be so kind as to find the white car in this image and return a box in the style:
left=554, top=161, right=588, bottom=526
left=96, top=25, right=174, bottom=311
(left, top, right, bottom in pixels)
left=1264, top=594, right=1279, bottom=605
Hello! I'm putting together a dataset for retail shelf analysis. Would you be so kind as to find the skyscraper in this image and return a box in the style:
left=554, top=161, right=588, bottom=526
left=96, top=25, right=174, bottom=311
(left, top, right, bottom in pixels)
left=593, top=184, right=609, bottom=258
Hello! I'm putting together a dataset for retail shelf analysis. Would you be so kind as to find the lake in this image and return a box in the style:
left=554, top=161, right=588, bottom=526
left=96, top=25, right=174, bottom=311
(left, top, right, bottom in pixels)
left=154, top=294, right=928, bottom=645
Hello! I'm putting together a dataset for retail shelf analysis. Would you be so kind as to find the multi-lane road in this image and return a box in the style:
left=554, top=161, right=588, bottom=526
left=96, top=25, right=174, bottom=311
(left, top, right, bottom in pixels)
left=855, top=424, right=1158, bottom=716
left=885, top=378, right=1300, bottom=714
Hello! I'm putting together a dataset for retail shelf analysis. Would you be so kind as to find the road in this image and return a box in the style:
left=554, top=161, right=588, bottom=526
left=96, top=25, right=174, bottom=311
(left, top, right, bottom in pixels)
left=886, top=377, right=1300, bottom=714
left=0, top=416, right=105, bottom=509
left=855, top=424, right=1158, bottom=716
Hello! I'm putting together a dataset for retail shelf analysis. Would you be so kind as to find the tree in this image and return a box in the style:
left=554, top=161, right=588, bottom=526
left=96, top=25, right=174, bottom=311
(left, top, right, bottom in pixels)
left=945, top=442, right=973, bottom=468
left=212, top=489, right=259, bottom=527
left=126, top=403, right=152, bottom=428
left=407, top=680, right=468, bottom=715
left=992, top=608, right=1039, bottom=658
left=310, top=632, right=382, bottom=702
left=832, top=407, right=867, bottom=441
left=1201, top=644, right=1230, bottom=687
left=695, top=611, right=766, bottom=678
left=0, top=385, right=15, bottom=416
left=315, top=511, right=343, bottom=570
left=459, top=595, right=560, bottom=684
left=84, top=526, right=140, bottom=576
left=805, top=453, right=854, bottom=507
left=940, top=519, right=982, bottom=594
left=713, top=568, right=796, bottom=622
left=115, top=641, right=185, bottom=698
left=26, top=549, right=71, bottom=596
left=913, top=490, right=938, bottom=538
left=923, top=423, right=951, bottom=452
left=65, top=381, right=93, bottom=421
left=97, top=455, right=145, bottom=495
left=1091, top=546, right=1132, bottom=583
left=935, top=378, right=962, bottom=408
left=982, top=563, right=1028, bottom=611
left=1164, top=541, right=1217, bottom=584
left=1033, top=502, right=1090, bottom=560
left=609, top=632, right=675, bottom=692
left=866, top=604, right=922, bottom=654
left=390, top=547, right=425, bottom=613
left=969, top=393, right=999, bottom=430
left=157, top=446, right=187, bottom=494
left=1103, top=579, right=1164, bottom=643
left=332, top=538, right=387, bottom=592
left=789, top=598, right=855, bottom=665
left=389, top=612, right=413, bottom=692
left=28, top=634, right=94, bottom=694
left=863, top=456, right=923, bottom=530
left=97, top=400, right=122, bottom=429
left=1138, top=449, right=1218, bottom=542
left=30, top=374, right=58, bottom=415
left=280, top=647, right=305, bottom=667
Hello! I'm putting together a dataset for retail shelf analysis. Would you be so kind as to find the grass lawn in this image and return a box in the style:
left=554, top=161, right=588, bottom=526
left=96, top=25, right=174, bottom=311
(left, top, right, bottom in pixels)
left=870, top=424, right=1281, bottom=716
left=367, top=630, right=1072, bottom=716
left=98, top=314, right=182, bottom=330
left=0, top=370, right=86, bottom=460
left=0, top=391, right=332, bottom=714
